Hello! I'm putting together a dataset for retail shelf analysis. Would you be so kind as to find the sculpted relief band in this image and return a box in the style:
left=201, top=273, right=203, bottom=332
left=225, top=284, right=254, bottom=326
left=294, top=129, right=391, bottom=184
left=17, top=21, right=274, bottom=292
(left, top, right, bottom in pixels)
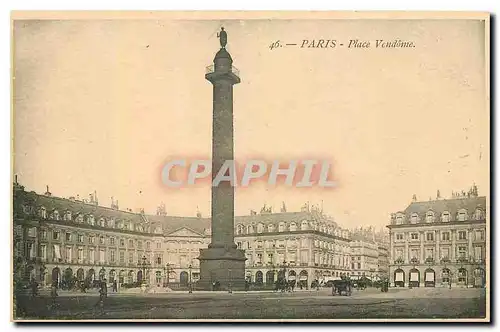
left=161, top=159, right=336, bottom=188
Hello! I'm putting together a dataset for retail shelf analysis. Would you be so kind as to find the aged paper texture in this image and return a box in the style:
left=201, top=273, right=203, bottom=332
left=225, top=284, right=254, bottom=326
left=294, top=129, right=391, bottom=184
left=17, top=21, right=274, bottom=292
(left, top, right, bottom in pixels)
left=11, top=11, right=490, bottom=322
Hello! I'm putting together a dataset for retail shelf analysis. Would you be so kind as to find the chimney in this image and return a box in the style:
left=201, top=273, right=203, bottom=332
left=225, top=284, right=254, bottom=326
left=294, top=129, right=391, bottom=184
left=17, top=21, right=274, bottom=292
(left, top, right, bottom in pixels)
left=44, top=185, right=52, bottom=197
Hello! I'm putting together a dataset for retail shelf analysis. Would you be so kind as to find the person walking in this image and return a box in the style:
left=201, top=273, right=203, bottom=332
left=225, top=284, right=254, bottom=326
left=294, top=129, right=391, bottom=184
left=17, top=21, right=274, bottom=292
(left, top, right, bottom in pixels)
left=50, top=281, right=58, bottom=309
left=95, top=279, right=108, bottom=316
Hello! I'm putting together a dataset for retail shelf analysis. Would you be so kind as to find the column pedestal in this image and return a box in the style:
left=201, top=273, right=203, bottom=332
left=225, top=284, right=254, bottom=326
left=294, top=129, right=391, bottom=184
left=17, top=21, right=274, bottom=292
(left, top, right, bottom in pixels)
left=197, top=247, right=246, bottom=291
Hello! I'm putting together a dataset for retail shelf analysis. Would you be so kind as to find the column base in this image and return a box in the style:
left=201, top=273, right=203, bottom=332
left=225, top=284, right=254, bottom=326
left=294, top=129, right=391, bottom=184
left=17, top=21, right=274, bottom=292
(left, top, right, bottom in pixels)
left=197, top=247, right=246, bottom=291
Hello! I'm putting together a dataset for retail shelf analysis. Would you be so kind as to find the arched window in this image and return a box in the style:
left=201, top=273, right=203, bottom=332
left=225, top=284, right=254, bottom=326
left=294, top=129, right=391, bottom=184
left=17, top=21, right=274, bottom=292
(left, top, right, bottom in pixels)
left=457, top=209, right=468, bottom=222
left=247, top=225, right=254, bottom=234
left=236, top=224, right=243, bottom=235
left=289, top=222, right=297, bottom=232
left=267, top=224, right=274, bottom=233
left=474, top=209, right=483, bottom=220
left=301, top=220, right=308, bottom=230
left=410, top=213, right=419, bottom=224
left=426, top=211, right=434, bottom=223
left=257, top=223, right=264, bottom=233
left=278, top=222, right=285, bottom=232
left=441, top=211, right=450, bottom=222
left=88, top=215, right=95, bottom=225
left=53, top=210, right=60, bottom=221
left=99, top=218, right=106, bottom=227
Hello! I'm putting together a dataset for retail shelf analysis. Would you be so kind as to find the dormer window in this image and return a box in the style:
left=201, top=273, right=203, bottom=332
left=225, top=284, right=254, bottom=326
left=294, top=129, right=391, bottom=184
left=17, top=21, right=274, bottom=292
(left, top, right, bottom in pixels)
left=425, top=211, right=434, bottom=223
left=267, top=224, right=274, bottom=232
left=76, top=214, right=84, bottom=223
left=289, top=222, right=297, bottom=232
left=88, top=215, right=95, bottom=225
left=137, top=225, right=144, bottom=232
left=117, top=221, right=124, bottom=229
left=474, top=209, right=483, bottom=220
left=301, top=220, right=308, bottom=230
left=236, top=225, right=243, bottom=235
left=395, top=215, right=403, bottom=225
left=99, top=218, right=106, bottom=227
left=108, top=218, right=115, bottom=228
left=155, top=226, right=162, bottom=234
left=53, top=210, right=60, bottom=221
left=410, top=213, right=419, bottom=224
left=457, top=209, right=468, bottom=222
left=442, top=211, right=450, bottom=222
left=257, top=223, right=264, bottom=233
left=39, top=207, right=47, bottom=219
left=247, top=225, right=254, bottom=234
left=278, top=222, right=285, bottom=232
left=64, top=211, right=72, bottom=221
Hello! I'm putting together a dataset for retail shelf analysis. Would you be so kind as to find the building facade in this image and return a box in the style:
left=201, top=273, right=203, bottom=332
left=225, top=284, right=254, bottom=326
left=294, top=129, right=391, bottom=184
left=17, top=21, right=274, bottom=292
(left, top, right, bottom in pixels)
left=13, top=181, right=352, bottom=290
left=387, top=194, right=487, bottom=288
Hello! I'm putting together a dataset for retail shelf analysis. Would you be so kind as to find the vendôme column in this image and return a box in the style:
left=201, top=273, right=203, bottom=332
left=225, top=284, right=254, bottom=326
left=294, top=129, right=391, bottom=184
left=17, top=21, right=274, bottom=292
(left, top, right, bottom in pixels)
left=198, top=27, right=246, bottom=291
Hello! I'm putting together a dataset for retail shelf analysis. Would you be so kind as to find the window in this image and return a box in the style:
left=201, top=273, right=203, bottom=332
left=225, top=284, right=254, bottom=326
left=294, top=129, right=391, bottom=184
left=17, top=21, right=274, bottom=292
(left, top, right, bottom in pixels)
left=396, top=233, right=404, bottom=240
left=458, top=210, right=467, bottom=222
left=100, top=236, right=105, bottom=245
left=458, top=231, right=467, bottom=240
left=65, top=232, right=71, bottom=241
left=129, top=239, right=134, bottom=248
left=89, top=248, right=95, bottom=263
left=128, top=252, right=134, bottom=263
left=425, top=248, right=434, bottom=260
left=426, top=233, right=434, bottom=241
left=476, top=230, right=484, bottom=241
left=65, top=246, right=72, bottom=262
left=474, top=246, right=482, bottom=261
left=120, top=239, right=125, bottom=246
left=257, top=241, right=263, bottom=249
left=41, top=230, right=47, bottom=240
left=120, top=251, right=125, bottom=264
left=40, top=245, right=47, bottom=261
left=64, top=211, right=72, bottom=221
left=442, top=212, right=450, bottom=222
left=78, top=234, right=84, bottom=243
left=411, top=233, right=419, bottom=240
left=396, top=249, right=403, bottom=259
left=351, top=263, right=355, bottom=270
left=301, top=220, right=308, bottom=230
left=278, top=222, right=285, bottom=232
left=78, top=248, right=83, bottom=262
left=290, top=222, right=298, bottom=232
left=458, top=246, right=467, bottom=258
left=138, top=241, right=143, bottom=250
left=110, top=237, right=115, bottom=246
left=442, top=232, right=450, bottom=241
left=267, top=253, right=273, bottom=264
left=474, top=209, right=483, bottom=220
left=247, top=225, right=254, bottom=234
left=236, top=225, right=243, bottom=235
left=108, top=218, right=115, bottom=228
left=53, top=231, right=60, bottom=240
left=396, top=216, right=403, bottom=225
left=257, top=223, right=264, bottom=233
left=441, top=247, right=450, bottom=259
left=89, top=235, right=95, bottom=244
left=53, top=210, right=60, bottom=221
left=99, top=249, right=105, bottom=263
left=88, top=215, right=95, bottom=225
left=357, top=263, right=361, bottom=269
left=426, top=212, right=434, bottom=223
left=410, top=249, right=419, bottom=259
left=237, top=242, right=242, bottom=249
left=278, top=240, right=285, bottom=248
left=110, top=249, right=116, bottom=263
left=156, top=242, right=161, bottom=249
left=267, top=224, right=274, bottom=232
left=257, top=253, right=263, bottom=264
left=410, top=213, right=419, bottom=224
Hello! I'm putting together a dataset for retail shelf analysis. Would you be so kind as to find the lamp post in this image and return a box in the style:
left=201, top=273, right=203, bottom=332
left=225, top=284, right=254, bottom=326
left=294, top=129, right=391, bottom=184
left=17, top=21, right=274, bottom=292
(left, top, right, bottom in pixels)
left=165, top=263, right=172, bottom=287
left=188, top=264, right=192, bottom=293
left=141, top=255, right=147, bottom=286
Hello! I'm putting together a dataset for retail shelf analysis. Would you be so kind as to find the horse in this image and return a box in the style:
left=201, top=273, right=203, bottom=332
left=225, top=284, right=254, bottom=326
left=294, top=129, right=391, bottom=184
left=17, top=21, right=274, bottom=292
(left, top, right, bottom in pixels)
left=332, top=279, right=352, bottom=296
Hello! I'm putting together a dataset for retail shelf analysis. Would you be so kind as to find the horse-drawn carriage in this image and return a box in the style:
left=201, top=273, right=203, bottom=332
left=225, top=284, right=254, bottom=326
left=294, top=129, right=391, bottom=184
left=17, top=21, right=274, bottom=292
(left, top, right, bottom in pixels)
left=331, top=278, right=352, bottom=296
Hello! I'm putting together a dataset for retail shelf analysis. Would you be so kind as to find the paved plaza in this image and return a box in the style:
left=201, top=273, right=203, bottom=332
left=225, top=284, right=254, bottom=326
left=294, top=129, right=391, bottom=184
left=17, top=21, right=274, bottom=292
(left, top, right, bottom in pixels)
left=14, top=287, right=487, bottom=320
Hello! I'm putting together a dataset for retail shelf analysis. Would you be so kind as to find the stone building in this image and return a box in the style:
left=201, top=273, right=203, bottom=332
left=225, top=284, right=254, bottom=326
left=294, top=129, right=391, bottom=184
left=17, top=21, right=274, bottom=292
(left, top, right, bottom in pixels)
left=387, top=190, right=487, bottom=288
left=13, top=181, right=352, bottom=289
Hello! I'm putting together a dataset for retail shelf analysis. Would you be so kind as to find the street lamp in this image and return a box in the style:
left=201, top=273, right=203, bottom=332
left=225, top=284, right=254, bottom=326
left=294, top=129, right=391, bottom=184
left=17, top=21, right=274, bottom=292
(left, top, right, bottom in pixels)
left=188, top=264, right=192, bottom=293
left=164, top=263, right=172, bottom=287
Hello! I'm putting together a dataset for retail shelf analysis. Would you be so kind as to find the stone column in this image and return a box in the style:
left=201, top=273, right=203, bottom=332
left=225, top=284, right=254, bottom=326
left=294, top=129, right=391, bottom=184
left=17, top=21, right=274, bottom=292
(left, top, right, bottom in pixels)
left=404, top=232, right=409, bottom=264
left=198, top=28, right=246, bottom=290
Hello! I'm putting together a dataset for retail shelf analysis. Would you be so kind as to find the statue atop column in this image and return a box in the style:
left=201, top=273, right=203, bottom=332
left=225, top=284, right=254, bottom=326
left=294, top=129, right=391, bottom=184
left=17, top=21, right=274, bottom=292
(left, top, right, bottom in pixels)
left=217, top=27, right=227, bottom=48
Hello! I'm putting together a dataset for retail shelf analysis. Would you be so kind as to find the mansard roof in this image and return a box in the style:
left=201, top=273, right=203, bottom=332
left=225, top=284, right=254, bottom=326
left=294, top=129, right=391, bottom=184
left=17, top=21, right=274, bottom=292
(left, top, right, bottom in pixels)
left=403, top=196, right=487, bottom=217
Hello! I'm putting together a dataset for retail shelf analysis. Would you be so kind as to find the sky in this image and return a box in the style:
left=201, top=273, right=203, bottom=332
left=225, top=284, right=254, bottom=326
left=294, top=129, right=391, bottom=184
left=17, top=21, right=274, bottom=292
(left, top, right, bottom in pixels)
left=13, top=16, right=489, bottom=229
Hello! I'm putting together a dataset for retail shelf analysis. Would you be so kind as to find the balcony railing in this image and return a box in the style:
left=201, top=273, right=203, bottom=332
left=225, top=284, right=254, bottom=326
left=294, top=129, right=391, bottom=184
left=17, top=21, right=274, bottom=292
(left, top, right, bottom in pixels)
left=205, top=64, right=240, bottom=77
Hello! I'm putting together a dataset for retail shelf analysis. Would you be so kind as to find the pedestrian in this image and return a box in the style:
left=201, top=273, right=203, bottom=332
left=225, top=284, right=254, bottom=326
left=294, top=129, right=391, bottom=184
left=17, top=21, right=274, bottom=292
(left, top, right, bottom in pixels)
left=95, top=279, right=108, bottom=316
left=113, top=280, right=117, bottom=293
left=31, top=279, right=39, bottom=299
left=50, top=281, right=58, bottom=309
